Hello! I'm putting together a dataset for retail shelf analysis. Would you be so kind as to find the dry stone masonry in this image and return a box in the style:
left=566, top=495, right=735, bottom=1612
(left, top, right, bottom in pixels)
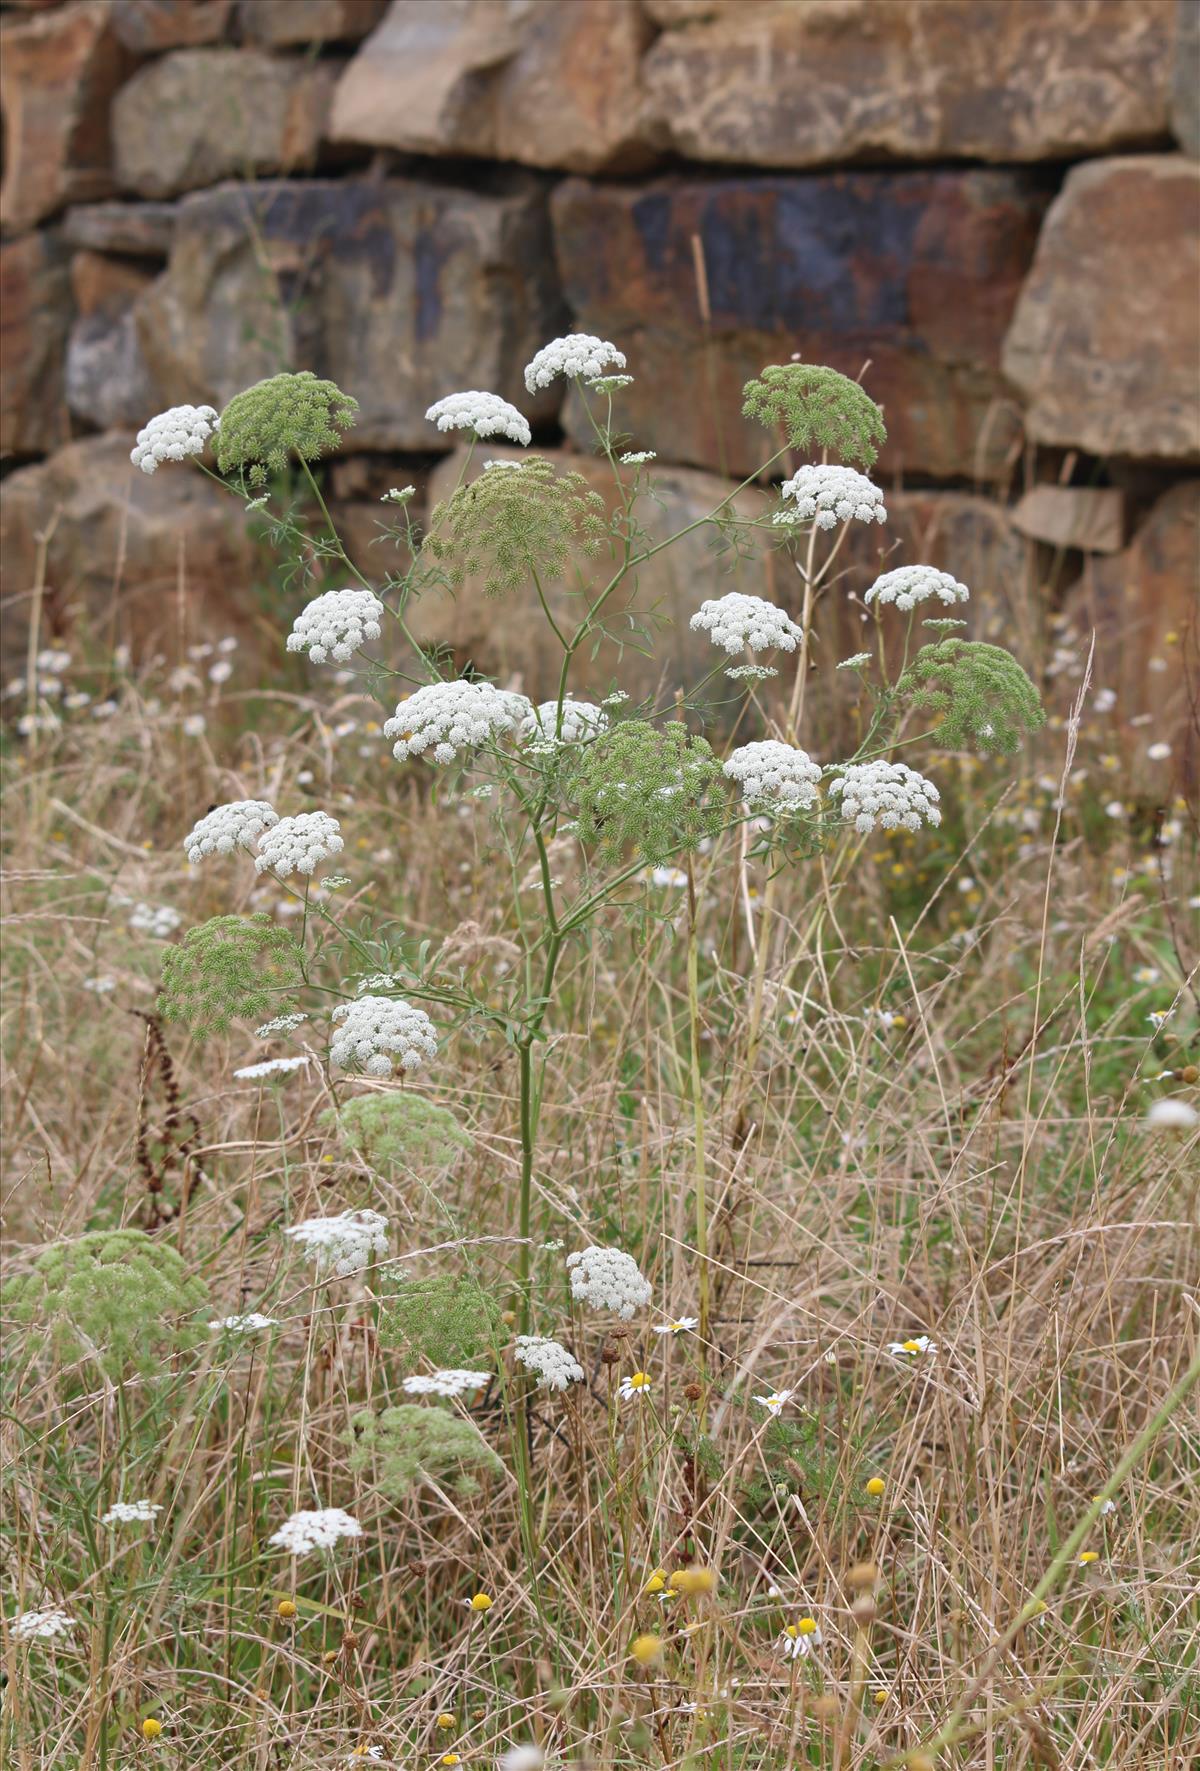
left=1, top=0, right=1197, bottom=760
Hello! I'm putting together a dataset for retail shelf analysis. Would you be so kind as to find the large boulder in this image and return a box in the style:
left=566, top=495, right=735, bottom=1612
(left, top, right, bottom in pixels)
left=64, top=250, right=159, bottom=430
left=112, top=49, right=338, bottom=199
left=642, top=0, right=1175, bottom=167
left=135, top=178, right=565, bottom=449
left=403, top=447, right=770, bottom=703
left=0, top=433, right=259, bottom=674
left=0, top=233, right=73, bottom=460
left=329, top=0, right=659, bottom=174
left=550, top=171, right=1046, bottom=481
left=238, top=0, right=388, bottom=45
left=1002, top=156, right=1200, bottom=461
left=1060, top=482, right=1199, bottom=770
left=0, top=0, right=132, bottom=229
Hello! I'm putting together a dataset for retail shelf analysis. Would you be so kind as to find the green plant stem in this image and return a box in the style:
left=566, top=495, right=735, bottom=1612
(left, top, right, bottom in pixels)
left=685, top=858, right=710, bottom=1383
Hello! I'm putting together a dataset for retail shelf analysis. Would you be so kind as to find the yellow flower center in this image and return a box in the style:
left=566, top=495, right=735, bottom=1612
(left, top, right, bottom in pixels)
left=628, top=1372, right=649, bottom=1389
left=797, top=1616, right=818, bottom=1635
left=469, top=1592, right=493, bottom=1611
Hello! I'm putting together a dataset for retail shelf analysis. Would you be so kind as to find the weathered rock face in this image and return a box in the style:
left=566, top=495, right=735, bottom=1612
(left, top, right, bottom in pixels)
left=1173, top=0, right=1200, bottom=155
left=0, top=433, right=259, bottom=672
left=112, top=50, right=338, bottom=199
left=1061, top=482, right=1198, bottom=764
left=0, top=233, right=73, bottom=460
left=404, top=447, right=770, bottom=702
left=0, top=0, right=131, bottom=230
left=135, top=178, right=565, bottom=448
left=65, top=251, right=158, bottom=430
left=110, top=0, right=234, bottom=52
left=329, top=0, right=659, bottom=174
left=1011, top=486, right=1125, bottom=554
left=642, top=0, right=1175, bottom=167
left=1002, top=157, right=1200, bottom=461
left=238, top=0, right=388, bottom=46
left=551, top=172, right=1047, bottom=481
left=63, top=200, right=178, bottom=257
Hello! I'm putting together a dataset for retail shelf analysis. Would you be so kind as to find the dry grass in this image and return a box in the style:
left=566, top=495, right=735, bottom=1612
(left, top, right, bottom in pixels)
left=2, top=637, right=1198, bottom=1771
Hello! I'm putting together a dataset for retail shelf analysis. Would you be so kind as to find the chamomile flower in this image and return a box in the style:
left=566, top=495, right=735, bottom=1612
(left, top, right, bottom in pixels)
left=1093, top=1496, right=1117, bottom=1517
left=652, top=1318, right=698, bottom=1335
left=780, top=1616, right=821, bottom=1659
left=754, top=1389, right=793, bottom=1416
left=618, top=1371, right=652, bottom=1401
left=889, top=1335, right=937, bottom=1357
left=466, top=1591, right=493, bottom=1612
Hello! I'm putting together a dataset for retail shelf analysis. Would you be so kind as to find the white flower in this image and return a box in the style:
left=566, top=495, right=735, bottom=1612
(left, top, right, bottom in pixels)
left=425, top=391, right=531, bottom=446
left=1147, top=742, right=1171, bottom=761
left=208, top=660, right=233, bottom=684
left=384, top=680, right=523, bottom=765
left=514, top=1335, right=585, bottom=1391
left=1132, top=967, right=1161, bottom=986
left=233, top=1055, right=310, bottom=1081
left=620, top=450, right=656, bottom=465
left=754, top=1389, right=792, bottom=1416
left=36, top=647, right=72, bottom=674
left=256, top=1012, right=308, bottom=1037
left=864, top=565, right=969, bottom=611
left=128, top=902, right=182, bottom=938
left=647, top=866, right=688, bottom=887
left=382, top=485, right=415, bottom=504
left=828, top=761, right=941, bottom=834
left=10, top=1607, right=74, bottom=1641
left=1094, top=687, right=1117, bottom=712
left=777, top=464, right=887, bottom=530
left=181, top=713, right=206, bottom=737
left=403, top=1370, right=491, bottom=1397
left=566, top=1246, right=652, bottom=1318
left=1145, top=1099, right=1198, bottom=1130
left=618, top=1371, right=652, bottom=1400
left=499, top=1748, right=544, bottom=1771
left=284, top=1208, right=389, bottom=1277
left=83, top=976, right=116, bottom=994
left=652, top=1318, right=698, bottom=1335
left=690, top=592, right=802, bottom=654
left=524, top=333, right=626, bottom=392
left=101, top=1499, right=162, bottom=1527
left=518, top=697, right=609, bottom=747
left=1093, top=1496, right=1117, bottom=1517
left=889, top=1335, right=937, bottom=1357
left=184, top=799, right=278, bottom=865
left=779, top=1618, right=822, bottom=1659
left=210, top=1312, right=278, bottom=1333
left=330, top=996, right=437, bottom=1077
left=268, top=1506, right=362, bottom=1556
left=287, top=590, right=385, bottom=665
left=130, top=404, right=218, bottom=474
left=838, top=652, right=872, bottom=670
left=724, top=741, right=821, bottom=813
left=255, top=811, right=344, bottom=877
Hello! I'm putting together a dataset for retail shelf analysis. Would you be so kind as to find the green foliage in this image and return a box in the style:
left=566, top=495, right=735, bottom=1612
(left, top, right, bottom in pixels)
left=423, top=456, right=607, bottom=598
left=216, top=371, right=358, bottom=486
left=567, top=721, right=728, bottom=866
left=741, top=364, right=886, bottom=467
left=158, top=914, right=303, bottom=1039
left=897, top=638, right=1046, bottom=755
left=348, top=1404, right=503, bottom=1500
left=5, top=1229, right=208, bottom=1380
left=323, top=1093, right=473, bottom=1176
left=379, top=1274, right=502, bottom=1368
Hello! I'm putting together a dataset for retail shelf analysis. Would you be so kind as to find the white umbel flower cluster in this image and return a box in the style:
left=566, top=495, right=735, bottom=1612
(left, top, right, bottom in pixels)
left=130, top=404, right=218, bottom=474
left=286, top=589, right=385, bottom=664
left=425, top=391, right=531, bottom=446
left=778, top=464, right=887, bottom=529
left=101, top=1499, right=162, bottom=1526
left=829, top=761, right=942, bottom=833
left=284, top=1208, right=389, bottom=1277
left=566, top=1247, right=652, bottom=1319
left=519, top=698, right=609, bottom=747
left=330, top=996, right=438, bottom=1076
left=402, top=1370, right=491, bottom=1397
left=524, top=334, right=626, bottom=391
left=690, top=593, right=802, bottom=654
left=268, top=1506, right=362, bottom=1556
left=865, top=565, right=969, bottom=611
left=11, top=1607, right=74, bottom=1641
left=384, top=680, right=522, bottom=765
left=184, top=799, right=278, bottom=864
left=233, top=1055, right=309, bottom=1081
left=724, top=741, right=822, bottom=813
left=255, top=811, right=344, bottom=876
left=514, top=1335, right=585, bottom=1391
left=210, top=1311, right=278, bottom=1333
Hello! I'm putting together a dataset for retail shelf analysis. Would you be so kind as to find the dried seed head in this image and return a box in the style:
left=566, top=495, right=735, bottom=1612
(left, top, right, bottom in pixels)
left=846, top=1561, right=879, bottom=1590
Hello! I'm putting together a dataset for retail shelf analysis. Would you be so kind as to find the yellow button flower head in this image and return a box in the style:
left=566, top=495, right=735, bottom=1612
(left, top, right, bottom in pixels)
left=797, top=1616, right=818, bottom=1636
left=643, top=1569, right=667, bottom=1594
left=629, top=1633, right=663, bottom=1667
left=437, top=1714, right=457, bottom=1730
left=141, top=1718, right=162, bottom=1740
left=277, top=1599, right=297, bottom=1619
left=441, top=1757, right=461, bottom=1767
left=865, top=1477, right=886, bottom=1497
left=468, top=1592, right=493, bottom=1611
left=671, top=1566, right=716, bottom=1596
left=1078, top=1551, right=1099, bottom=1566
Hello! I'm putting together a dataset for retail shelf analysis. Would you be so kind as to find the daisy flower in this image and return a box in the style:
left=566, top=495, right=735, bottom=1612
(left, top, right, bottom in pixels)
left=618, top=1371, right=652, bottom=1401
left=652, top=1317, right=698, bottom=1336
left=754, top=1389, right=793, bottom=1416
left=780, top=1616, right=822, bottom=1659
left=889, top=1336, right=937, bottom=1357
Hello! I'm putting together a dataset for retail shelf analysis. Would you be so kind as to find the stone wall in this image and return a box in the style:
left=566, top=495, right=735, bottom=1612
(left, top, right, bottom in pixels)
left=1, top=0, right=1197, bottom=767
